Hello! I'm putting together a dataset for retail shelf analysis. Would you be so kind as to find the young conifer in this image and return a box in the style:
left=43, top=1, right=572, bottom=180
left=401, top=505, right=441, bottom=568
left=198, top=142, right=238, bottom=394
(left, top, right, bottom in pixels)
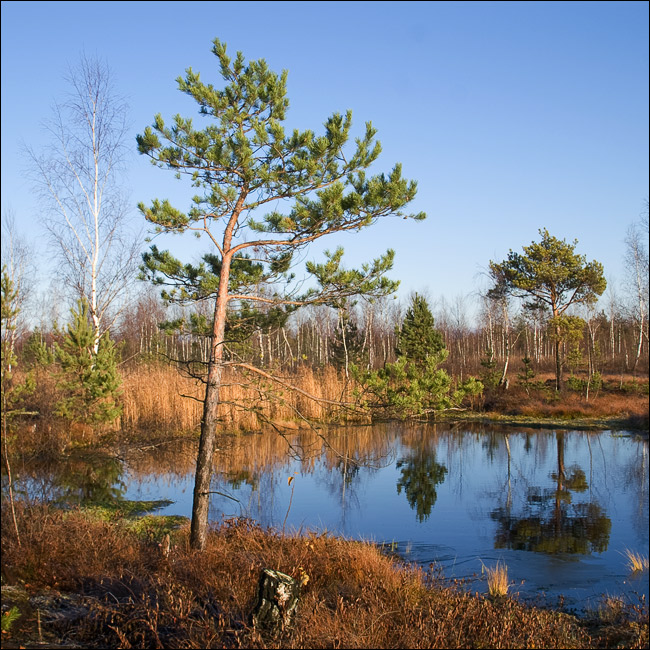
left=54, top=298, right=122, bottom=427
left=395, top=293, right=445, bottom=363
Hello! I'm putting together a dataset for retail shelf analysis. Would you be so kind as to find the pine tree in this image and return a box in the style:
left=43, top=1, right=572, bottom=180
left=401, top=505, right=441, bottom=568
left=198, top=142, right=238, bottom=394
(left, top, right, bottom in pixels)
left=1, top=266, right=35, bottom=424
left=2, top=265, right=35, bottom=547
left=54, top=298, right=122, bottom=428
left=395, top=294, right=445, bottom=363
left=489, top=229, right=606, bottom=389
left=356, top=294, right=481, bottom=419
left=137, top=38, right=425, bottom=549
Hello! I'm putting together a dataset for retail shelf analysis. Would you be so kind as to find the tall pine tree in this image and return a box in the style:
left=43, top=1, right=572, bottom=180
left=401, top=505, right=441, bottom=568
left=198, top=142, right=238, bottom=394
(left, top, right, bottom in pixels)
left=137, top=39, right=425, bottom=549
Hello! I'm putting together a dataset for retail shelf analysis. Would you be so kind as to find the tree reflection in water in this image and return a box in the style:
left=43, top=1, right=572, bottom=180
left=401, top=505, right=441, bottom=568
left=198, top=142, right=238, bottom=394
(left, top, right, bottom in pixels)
left=7, top=450, right=126, bottom=506
left=491, top=432, right=611, bottom=554
left=396, top=446, right=448, bottom=523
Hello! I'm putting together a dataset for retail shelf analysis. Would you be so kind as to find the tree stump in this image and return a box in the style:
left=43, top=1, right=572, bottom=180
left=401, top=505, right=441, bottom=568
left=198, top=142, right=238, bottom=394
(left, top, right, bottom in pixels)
left=159, top=533, right=171, bottom=558
left=251, top=569, right=300, bottom=632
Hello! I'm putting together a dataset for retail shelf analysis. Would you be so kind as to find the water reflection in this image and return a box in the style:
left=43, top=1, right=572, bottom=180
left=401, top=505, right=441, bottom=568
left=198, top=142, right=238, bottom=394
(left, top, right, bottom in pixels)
left=4, top=450, right=126, bottom=506
left=396, top=444, right=448, bottom=522
left=491, top=432, right=611, bottom=554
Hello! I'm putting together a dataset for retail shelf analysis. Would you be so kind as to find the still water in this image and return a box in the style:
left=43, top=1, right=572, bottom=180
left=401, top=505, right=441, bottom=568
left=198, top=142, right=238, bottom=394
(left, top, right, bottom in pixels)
left=10, top=424, right=650, bottom=613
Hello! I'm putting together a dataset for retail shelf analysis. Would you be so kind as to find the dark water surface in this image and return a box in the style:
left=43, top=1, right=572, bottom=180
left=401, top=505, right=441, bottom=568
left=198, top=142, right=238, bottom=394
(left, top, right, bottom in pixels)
left=9, top=424, right=650, bottom=613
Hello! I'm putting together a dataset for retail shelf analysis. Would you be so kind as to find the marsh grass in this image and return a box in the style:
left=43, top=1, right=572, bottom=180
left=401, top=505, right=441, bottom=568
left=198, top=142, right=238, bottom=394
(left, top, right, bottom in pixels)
left=482, top=561, right=510, bottom=598
left=13, top=363, right=647, bottom=455
left=2, top=502, right=648, bottom=649
left=598, top=595, right=626, bottom=622
left=622, top=548, right=650, bottom=573
left=120, top=363, right=363, bottom=435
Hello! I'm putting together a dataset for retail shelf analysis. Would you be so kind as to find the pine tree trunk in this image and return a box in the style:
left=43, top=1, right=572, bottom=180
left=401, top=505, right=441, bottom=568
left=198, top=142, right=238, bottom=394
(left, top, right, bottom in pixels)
left=190, top=312, right=226, bottom=549
left=190, top=248, right=234, bottom=549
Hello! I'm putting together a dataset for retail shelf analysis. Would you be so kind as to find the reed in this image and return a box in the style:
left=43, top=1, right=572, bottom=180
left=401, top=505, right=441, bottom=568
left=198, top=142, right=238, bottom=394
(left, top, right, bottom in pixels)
left=120, top=363, right=365, bottom=436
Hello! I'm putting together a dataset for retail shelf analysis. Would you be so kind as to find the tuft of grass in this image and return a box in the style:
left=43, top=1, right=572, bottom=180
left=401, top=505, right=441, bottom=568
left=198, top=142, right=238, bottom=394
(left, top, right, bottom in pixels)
left=597, top=595, right=626, bottom=623
left=623, top=548, right=650, bottom=573
left=484, top=561, right=510, bottom=598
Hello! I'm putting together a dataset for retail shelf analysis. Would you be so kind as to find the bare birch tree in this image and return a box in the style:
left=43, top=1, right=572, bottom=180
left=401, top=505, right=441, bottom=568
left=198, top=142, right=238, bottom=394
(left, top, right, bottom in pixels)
left=27, top=54, right=139, bottom=354
left=624, top=206, right=649, bottom=372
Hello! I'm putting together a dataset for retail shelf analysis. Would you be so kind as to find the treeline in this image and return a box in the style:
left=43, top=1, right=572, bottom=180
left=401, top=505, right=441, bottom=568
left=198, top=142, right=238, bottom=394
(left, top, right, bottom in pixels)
left=14, top=287, right=647, bottom=382
left=1, top=44, right=647, bottom=449
left=110, top=291, right=648, bottom=379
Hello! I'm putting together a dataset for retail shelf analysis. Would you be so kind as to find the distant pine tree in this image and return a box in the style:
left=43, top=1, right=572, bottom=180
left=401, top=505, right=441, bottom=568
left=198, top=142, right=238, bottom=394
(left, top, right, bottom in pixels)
left=395, top=294, right=445, bottom=363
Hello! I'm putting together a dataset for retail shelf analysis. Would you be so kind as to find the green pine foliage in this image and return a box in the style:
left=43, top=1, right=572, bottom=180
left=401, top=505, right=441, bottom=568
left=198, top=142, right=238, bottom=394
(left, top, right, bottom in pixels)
left=517, top=356, right=537, bottom=395
left=480, top=348, right=501, bottom=390
left=489, top=229, right=605, bottom=388
left=395, top=294, right=445, bottom=363
left=54, top=298, right=122, bottom=426
left=137, top=38, right=426, bottom=548
left=1, top=606, right=21, bottom=633
left=137, top=38, right=425, bottom=313
left=355, top=293, right=481, bottom=419
left=355, top=353, right=483, bottom=419
left=23, top=328, right=55, bottom=367
left=488, top=229, right=606, bottom=313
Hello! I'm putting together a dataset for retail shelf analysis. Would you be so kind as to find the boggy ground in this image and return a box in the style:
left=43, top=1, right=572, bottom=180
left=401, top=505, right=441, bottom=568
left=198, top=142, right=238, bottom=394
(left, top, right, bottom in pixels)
left=1, top=503, right=648, bottom=649
left=460, top=373, right=649, bottom=432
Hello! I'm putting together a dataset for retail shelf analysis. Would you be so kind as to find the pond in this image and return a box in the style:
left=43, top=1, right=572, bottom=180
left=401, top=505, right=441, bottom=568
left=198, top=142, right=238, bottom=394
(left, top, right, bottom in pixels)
left=6, top=424, right=649, bottom=614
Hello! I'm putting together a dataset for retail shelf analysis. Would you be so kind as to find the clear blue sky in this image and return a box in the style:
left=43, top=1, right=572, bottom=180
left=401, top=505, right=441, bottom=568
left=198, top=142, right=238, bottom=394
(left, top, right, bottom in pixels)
left=2, top=1, right=648, bottom=311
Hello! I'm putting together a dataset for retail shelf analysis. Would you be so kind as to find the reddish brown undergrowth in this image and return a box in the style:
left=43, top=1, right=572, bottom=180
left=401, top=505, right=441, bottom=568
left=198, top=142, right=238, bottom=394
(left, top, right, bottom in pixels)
left=482, top=375, right=648, bottom=427
left=2, top=503, right=647, bottom=649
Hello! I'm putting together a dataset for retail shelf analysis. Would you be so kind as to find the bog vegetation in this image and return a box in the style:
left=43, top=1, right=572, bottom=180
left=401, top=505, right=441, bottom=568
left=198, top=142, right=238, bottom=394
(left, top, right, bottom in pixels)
left=2, top=506, right=648, bottom=649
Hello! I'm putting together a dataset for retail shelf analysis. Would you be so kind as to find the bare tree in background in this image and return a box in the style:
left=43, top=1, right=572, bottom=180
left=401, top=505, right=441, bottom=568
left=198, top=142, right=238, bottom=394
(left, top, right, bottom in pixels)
left=27, top=54, right=140, bottom=354
left=624, top=202, right=649, bottom=372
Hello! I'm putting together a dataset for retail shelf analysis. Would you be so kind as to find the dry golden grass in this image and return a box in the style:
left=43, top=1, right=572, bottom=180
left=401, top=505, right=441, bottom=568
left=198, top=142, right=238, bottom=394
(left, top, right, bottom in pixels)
left=484, top=561, right=510, bottom=598
left=484, top=378, right=648, bottom=425
left=5, top=503, right=647, bottom=649
left=623, top=548, right=650, bottom=573
left=14, top=361, right=647, bottom=455
left=119, top=364, right=648, bottom=437
left=119, top=363, right=364, bottom=436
